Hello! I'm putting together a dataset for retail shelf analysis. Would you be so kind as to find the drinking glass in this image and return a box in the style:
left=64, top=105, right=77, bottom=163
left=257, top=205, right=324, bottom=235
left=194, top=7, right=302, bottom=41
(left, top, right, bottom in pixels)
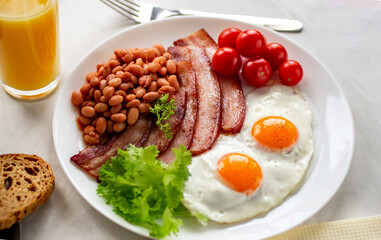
left=0, top=0, right=60, bottom=100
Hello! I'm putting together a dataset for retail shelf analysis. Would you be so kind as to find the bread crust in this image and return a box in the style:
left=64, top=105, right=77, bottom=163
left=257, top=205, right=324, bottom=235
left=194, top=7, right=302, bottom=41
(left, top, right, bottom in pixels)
left=0, top=154, right=55, bottom=230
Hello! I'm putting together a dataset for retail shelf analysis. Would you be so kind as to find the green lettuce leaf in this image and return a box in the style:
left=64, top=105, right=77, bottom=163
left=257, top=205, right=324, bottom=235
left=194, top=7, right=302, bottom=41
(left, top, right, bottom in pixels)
left=97, top=144, right=193, bottom=238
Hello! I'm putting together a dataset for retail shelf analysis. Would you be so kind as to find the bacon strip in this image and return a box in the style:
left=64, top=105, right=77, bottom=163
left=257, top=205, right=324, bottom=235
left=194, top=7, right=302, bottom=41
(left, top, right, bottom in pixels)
left=159, top=57, right=197, bottom=164
left=175, top=29, right=246, bottom=134
left=70, top=115, right=152, bottom=179
left=170, top=44, right=221, bottom=155
left=142, top=91, right=186, bottom=152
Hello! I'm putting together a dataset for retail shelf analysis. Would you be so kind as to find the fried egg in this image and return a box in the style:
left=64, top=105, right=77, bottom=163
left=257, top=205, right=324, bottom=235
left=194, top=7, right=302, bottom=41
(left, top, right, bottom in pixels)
left=182, top=82, right=313, bottom=223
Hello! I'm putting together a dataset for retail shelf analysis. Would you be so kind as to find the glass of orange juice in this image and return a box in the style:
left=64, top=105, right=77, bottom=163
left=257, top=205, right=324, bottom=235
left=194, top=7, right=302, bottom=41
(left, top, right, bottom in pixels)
left=0, top=0, right=60, bottom=100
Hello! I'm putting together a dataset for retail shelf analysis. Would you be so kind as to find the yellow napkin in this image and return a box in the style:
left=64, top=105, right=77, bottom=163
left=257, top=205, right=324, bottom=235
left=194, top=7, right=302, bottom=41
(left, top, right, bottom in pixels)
left=268, top=215, right=381, bottom=240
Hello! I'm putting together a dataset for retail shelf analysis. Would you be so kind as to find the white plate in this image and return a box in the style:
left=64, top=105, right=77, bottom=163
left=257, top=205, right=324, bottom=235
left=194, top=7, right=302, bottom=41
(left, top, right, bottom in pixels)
left=53, top=16, right=354, bottom=239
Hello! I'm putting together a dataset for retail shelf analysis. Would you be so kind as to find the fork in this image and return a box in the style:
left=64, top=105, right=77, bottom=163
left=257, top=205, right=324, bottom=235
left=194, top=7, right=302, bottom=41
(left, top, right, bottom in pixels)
left=100, top=0, right=303, bottom=32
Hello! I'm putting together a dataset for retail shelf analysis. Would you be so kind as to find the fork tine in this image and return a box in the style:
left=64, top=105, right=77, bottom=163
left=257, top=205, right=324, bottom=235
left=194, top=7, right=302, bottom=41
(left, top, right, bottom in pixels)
left=122, top=0, right=140, bottom=8
left=113, top=0, right=139, bottom=13
left=100, top=0, right=138, bottom=20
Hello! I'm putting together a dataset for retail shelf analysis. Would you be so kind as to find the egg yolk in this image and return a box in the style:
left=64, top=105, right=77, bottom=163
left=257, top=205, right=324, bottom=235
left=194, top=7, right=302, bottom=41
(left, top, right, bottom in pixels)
left=252, top=116, right=298, bottom=150
left=217, top=153, right=263, bottom=195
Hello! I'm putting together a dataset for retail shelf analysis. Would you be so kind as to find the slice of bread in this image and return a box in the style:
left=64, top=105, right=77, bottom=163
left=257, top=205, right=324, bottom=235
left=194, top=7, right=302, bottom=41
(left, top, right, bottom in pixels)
left=0, top=154, right=55, bottom=230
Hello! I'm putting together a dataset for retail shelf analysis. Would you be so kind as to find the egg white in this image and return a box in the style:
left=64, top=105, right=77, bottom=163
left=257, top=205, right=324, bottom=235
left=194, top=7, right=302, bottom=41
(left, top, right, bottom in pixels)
left=182, top=82, right=314, bottom=223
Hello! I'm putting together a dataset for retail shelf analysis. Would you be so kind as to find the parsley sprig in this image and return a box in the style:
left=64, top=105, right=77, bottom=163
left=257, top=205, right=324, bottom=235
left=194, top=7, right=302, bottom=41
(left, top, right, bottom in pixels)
left=149, top=93, right=176, bottom=139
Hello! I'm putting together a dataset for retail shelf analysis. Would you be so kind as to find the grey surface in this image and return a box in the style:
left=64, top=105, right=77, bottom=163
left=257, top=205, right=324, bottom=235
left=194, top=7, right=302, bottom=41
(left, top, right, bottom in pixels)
left=1, top=0, right=380, bottom=239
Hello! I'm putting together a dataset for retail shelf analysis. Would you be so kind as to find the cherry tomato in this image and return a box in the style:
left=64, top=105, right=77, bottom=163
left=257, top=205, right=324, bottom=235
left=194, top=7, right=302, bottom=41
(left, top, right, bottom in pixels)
left=263, top=43, right=288, bottom=71
left=278, top=60, right=303, bottom=86
left=212, top=47, right=242, bottom=77
left=242, top=58, right=272, bottom=87
left=218, top=27, right=242, bottom=49
left=236, top=29, right=266, bottom=58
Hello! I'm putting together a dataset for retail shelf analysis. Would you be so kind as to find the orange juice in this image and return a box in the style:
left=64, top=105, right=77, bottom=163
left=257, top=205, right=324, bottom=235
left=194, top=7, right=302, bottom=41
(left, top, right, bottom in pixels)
left=0, top=0, right=60, bottom=99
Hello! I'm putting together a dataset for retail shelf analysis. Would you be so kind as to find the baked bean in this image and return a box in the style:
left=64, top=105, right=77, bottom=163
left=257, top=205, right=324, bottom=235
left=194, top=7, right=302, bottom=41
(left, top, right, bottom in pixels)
left=143, top=63, right=149, bottom=75
left=166, top=60, right=176, bottom=74
left=95, top=117, right=107, bottom=135
left=135, top=58, right=144, bottom=66
left=88, top=87, right=95, bottom=98
left=126, top=99, right=140, bottom=109
left=147, top=81, right=157, bottom=92
left=153, top=43, right=166, bottom=55
left=157, top=78, right=170, bottom=87
left=98, top=66, right=104, bottom=76
left=80, top=83, right=91, bottom=95
left=138, top=103, right=151, bottom=113
left=82, top=100, right=95, bottom=108
left=84, top=126, right=95, bottom=135
left=116, top=71, right=130, bottom=81
left=158, top=85, right=176, bottom=95
left=169, top=94, right=176, bottom=101
left=149, top=72, right=158, bottom=81
left=102, top=86, right=114, bottom=100
left=113, top=122, right=127, bottom=132
left=78, top=115, right=92, bottom=126
left=99, top=80, right=107, bottom=92
left=127, top=108, right=139, bottom=125
left=153, top=56, right=166, bottom=66
left=100, top=96, right=107, bottom=103
left=163, top=52, right=172, bottom=60
left=109, top=95, right=124, bottom=106
left=93, top=90, right=102, bottom=102
left=130, top=48, right=147, bottom=60
left=103, top=110, right=112, bottom=118
left=125, top=94, right=136, bottom=102
left=130, top=75, right=138, bottom=85
left=168, top=75, right=179, bottom=92
left=126, top=64, right=144, bottom=77
left=126, top=60, right=134, bottom=67
left=109, top=77, right=122, bottom=88
left=114, top=48, right=128, bottom=61
left=148, top=61, right=161, bottom=73
left=89, top=131, right=100, bottom=140
left=146, top=48, right=156, bottom=61
left=106, top=73, right=116, bottom=82
left=109, top=54, right=117, bottom=61
left=139, top=75, right=151, bottom=88
left=86, top=72, right=98, bottom=82
left=122, top=52, right=134, bottom=64
left=81, top=106, right=95, bottom=118
left=111, top=103, right=122, bottom=114
left=143, top=92, right=160, bottom=102
left=121, top=109, right=128, bottom=116
left=135, top=86, right=146, bottom=98
left=94, top=102, right=108, bottom=112
left=128, top=82, right=135, bottom=89
left=107, top=120, right=114, bottom=133
left=118, top=83, right=130, bottom=92
left=114, top=90, right=127, bottom=98
left=111, top=113, right=127, bottom=122
left=71, top=90, right=83, bottom=107
left=103, top=63, right=111, bottom=77
left=84, top=134, right=100, bottom=145
left=108, top=59, right=120, bottom=69
left=98, top=62, right=107, bottom=71
left=152, top=46, right=161, bottom=57
left=112, top=66, right=124, bottom=74
left=158, top=66, right=167, bottom=76
left=90, top=77, right=100, bottom=86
